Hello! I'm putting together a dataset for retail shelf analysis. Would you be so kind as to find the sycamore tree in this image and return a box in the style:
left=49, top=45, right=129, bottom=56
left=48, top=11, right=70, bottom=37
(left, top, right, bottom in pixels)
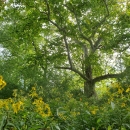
left=0, top=0, right=130, bottom=98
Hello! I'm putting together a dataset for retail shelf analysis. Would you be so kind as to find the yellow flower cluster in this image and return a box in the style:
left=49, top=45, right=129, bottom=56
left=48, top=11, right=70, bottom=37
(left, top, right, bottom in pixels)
left=12, top=101, right=24, bottom=113
left=0, top=78, right=52, bottom=118
left=121, top=103, right=126, bottom=108
left=0, top=99, right=10, bottom=110
left=0, top=75, right=6, bottom=90
left=12, top=89, right=18, bottom=97
left=126, top=87, right=130, bottom=93
left=33, top=97, right=51, bottom=117
left=0, top=98, right=24, bottom=113
left=118, top=88, right=124, bottom=95
left=29, top=87, right=38, bottom=97
left=91, top=108, right=98, bottom=115
left=112, top=82, right=130, bottom=94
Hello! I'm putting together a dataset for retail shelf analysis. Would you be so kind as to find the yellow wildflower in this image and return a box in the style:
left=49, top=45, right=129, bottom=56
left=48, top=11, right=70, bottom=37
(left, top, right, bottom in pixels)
left=33, top=97, right=43, bottom=106
left=7, top=98, right=13, bottom=103
left=44, top=104, right=51, bottom=115
left=2, top=81, right=6, bottom=87
left=121, top=103, right=126, bottom=108
left=33, top=98, right=51, bottom=117
left=0, top=75, right=3, bottom=80
left=91, top=108, right=98, bottom=115
left=91, top=110, right=96, bottom=115
left=32, top=87, right=36, bottom=91
left=0, top=99, right=4, bottom=109
left=3, top=99, right=10, bottom=110
left=118, top=88, right=124, bottom=94
left=29, top=87, right=38, bottom=98
left=12, top=101, right=24, bottom=114
left=12, top=89, right=18, bottom=97
left=0, top=76, right=6, bottom=90
left=126, top=87, right=130, bottom=93
left=29, top=91, right=38, bottom=97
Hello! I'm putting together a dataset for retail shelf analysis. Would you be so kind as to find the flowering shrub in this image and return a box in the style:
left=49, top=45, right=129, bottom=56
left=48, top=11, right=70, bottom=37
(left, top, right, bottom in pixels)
left=0, top=75, right=130, bottom=129
left=48, top=82, right=130, bottom=129
left=0, top=76, right=52, bottom=129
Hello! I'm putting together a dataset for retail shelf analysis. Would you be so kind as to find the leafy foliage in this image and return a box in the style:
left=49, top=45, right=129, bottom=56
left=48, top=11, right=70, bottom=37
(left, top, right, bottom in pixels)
left=0, top=76, right=130, bottom=129
left=0, top=0, right=130, bottom=129
left=0, top=0, right=130, bottom=98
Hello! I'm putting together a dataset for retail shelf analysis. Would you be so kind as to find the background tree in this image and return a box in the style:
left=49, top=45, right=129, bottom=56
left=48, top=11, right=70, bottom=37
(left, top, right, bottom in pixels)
left=0, top=0, right=130, bottom=98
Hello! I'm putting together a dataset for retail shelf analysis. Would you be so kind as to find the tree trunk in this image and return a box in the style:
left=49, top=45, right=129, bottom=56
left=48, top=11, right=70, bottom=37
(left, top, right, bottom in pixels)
left=84, top=81, right=97, bottom=98
left=84, top=65, right=97, bottom=98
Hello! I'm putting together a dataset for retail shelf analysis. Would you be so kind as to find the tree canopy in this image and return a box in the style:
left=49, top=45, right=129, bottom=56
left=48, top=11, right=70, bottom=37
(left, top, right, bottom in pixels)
left=0, top=0, right=130, bottom=98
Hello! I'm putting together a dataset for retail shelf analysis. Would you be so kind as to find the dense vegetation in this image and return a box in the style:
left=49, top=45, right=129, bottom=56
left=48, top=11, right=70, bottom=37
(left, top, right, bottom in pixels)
left=0, top=0, right=130, bottom=129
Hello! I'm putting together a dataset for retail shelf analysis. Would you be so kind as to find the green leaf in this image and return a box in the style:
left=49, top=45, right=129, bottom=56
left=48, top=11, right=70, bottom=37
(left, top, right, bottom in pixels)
left=0, top=115, right=6, bottom=129
left=107, top=125, right=112, bottom=130
left=111, top=101, right=115, bottom=110
left=97, top=118, right=102, bottom=124
left=55, top=125, right=60, bottom=130
left=85, top=110, right=91, bottom=115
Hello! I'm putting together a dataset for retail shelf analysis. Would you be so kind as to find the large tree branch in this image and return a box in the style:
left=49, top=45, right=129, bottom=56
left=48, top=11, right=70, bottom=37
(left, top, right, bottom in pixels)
left=44, top=1, right=88, bottom=79
left=44, top=1, right=74, bottom=70
left=55, top=66, right=89, bottom=80
left=63, top=35, right=73, bottom=68
left=92, top=73, right=121, bottom=83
